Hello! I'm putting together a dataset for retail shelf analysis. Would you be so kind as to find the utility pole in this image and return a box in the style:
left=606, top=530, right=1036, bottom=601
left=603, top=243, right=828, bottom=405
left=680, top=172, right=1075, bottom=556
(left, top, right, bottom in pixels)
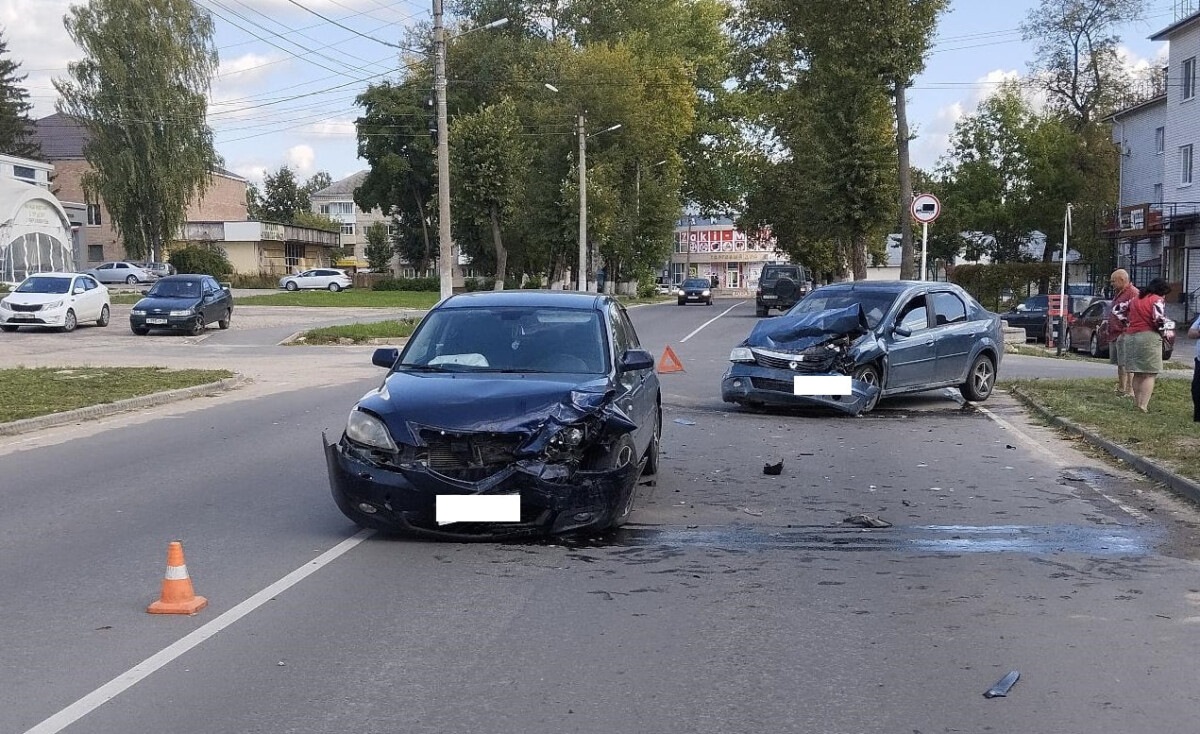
left=433, top=0, right=453, bottom=300
left=578, top=112, right=588, bottom=292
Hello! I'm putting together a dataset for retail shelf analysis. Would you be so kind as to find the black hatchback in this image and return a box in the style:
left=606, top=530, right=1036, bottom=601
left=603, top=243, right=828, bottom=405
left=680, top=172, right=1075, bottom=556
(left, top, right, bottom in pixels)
left=130, top=275, right=234, bottom=335
left=677, top=277, right=714, bottom=306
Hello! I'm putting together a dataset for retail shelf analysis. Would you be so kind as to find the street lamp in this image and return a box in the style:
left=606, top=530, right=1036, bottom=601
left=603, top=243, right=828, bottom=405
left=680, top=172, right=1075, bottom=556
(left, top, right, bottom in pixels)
left=577, top=118, right=621, bottom=291
left=432, top=6, right=508, bottom=300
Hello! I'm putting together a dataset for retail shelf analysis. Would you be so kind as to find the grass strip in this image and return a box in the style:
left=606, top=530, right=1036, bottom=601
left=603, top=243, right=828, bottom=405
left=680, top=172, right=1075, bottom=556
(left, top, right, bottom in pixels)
left=1007, top=377, right=1200, bottom=483
left=234, top=290, right=439, bottom=308
left=0, top=366, right=234, bottom=423
left=291, top=319, right=419, bottom=345
left=1005, top=343, right=1190, bottom=369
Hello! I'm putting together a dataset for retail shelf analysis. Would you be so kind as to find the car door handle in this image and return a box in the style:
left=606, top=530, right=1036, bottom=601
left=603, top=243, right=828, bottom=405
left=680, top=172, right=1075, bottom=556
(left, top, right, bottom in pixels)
left=924, top=340, right=934, bottom=346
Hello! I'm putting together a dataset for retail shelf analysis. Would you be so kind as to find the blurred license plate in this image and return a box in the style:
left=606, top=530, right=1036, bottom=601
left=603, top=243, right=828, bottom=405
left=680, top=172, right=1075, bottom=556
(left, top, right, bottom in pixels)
left=761, top=295, right=777, bottom=300
left=147, top=318, right=168, bottom=324
left=436, top=494, right=520, bottom=524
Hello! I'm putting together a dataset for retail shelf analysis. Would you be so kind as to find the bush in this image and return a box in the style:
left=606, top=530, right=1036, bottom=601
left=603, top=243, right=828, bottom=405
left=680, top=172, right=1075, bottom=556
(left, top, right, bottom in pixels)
left=463, top=277, right=496, bottom=292
left=372, top=277, right=439, bottom=292
left=522, top=276, right=544, bottom=289
left=168, top=244, right=233, bottom=278
left=950, top=263, right=1063, bottom=312
left=228, top=272, right=279, bottom=289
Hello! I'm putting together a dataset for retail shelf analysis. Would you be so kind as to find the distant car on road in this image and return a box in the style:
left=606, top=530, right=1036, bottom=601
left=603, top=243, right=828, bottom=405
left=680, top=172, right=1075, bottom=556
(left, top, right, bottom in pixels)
left=676, top=277, right=714, bottom=306
left=1064, top=299, right=1175, bottom=360
left=1002, top=294, right=1093, bottom=343
left=723, top=280, right=1003, bottom=415
left=755, top=263, right=811, bottom=317
left=85, top=261, right=154, bottom=285
left=135, top=261, right=177, bottom=279
left=0, top=272, right=110, bottom=332
left=130, top=274, right=233, bottom=336
left=278, top=268, right=352, bottom=292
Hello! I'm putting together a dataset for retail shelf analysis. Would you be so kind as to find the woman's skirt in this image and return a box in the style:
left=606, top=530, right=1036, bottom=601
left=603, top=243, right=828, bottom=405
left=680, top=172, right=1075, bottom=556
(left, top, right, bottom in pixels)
left=1124, top=330, right=1164, bottom=374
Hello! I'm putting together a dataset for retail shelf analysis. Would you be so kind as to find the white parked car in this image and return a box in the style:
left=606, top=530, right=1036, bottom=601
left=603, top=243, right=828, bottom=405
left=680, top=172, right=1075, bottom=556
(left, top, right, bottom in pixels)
left=85, top=261, right=154, bottom=285
left=0, top=272, right=111, bottom=332
left=278, top=268, right=353, bottom=292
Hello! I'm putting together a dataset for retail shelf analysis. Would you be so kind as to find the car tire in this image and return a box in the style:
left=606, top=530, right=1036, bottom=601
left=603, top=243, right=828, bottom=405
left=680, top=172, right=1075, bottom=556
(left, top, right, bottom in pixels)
left=285, top=281, right=299, bottom=291
left=592, top=434, right=639, bottom=528
left=960, top=353, right=996, bottom=402
left=96, top=304, right=110, bottom=327
left=755, top=306, right=768, bottom=317
left=219, top=310, right=231, bottom=329
left=61, top=309, right=77, bottom=333
left=328, top=283, right=342, bottom=292
left=1063, top=328, right=1072, bottom=352
left=189, top=314, right=205, bottom=336
left=852, top=363, right=882, bottom=414
left=707, top=298, right=713, bottom=306
left=641, top=407, right=661, bottom=478
left=1089, top=333, right=1101, bottom=358
left=131, top=326, right=150, bottom=336
left=0, top=324, right=17, bottom=333
left=773, top=277, right=798, bottom=302
left=677, top=299, right=685, bottom=306
left=125, top=275, right=138, bottom=285
left=1163, top=347, right=1173, bottom=361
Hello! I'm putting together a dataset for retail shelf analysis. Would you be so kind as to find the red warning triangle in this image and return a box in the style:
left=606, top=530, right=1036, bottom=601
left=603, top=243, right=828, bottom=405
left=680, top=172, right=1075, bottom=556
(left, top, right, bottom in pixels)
left=657, top=346, right=685, bottom=374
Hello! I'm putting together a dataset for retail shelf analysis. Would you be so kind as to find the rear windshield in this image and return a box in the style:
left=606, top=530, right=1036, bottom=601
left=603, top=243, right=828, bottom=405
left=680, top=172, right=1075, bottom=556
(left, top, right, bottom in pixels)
left=764, top=267, right=801, bottom=279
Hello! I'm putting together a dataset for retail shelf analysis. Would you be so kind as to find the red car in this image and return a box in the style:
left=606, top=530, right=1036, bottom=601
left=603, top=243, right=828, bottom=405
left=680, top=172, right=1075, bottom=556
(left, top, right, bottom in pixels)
left=1064, top=299, right=1175, bottom=360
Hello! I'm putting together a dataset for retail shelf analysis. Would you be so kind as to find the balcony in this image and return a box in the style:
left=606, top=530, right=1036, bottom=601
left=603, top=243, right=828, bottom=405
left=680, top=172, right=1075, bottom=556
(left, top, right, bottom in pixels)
left=1103, top=203, right=1200, bottom=237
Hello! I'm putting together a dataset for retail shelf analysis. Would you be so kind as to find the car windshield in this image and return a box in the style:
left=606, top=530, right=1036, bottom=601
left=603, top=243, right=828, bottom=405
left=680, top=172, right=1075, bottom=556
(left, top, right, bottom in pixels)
left=399, top=306, right=609, bottom=374
left=787, top=288, right=899, bottom=329
left=682, top=279, right=709, bottom=288
left=147, top=280, right=201, bottom=298
left=16, top=277, right=72, bottom=294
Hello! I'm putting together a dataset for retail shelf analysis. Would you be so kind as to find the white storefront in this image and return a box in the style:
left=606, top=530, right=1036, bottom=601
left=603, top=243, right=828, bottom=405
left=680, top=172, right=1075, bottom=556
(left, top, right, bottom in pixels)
left=0, top=177, right=76, bottom=284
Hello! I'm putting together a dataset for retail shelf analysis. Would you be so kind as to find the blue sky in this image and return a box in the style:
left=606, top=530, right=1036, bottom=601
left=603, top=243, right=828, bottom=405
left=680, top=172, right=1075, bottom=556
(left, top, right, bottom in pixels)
left=0, top=0, right=1186, bottom=188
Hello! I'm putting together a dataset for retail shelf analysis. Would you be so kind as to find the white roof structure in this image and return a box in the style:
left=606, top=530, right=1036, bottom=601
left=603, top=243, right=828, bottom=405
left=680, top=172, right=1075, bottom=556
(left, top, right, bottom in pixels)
left=0, top=177, right=76, bottom=283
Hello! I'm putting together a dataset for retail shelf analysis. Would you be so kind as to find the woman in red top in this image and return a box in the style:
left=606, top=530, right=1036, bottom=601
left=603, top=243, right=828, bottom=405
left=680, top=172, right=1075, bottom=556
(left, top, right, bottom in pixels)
left=1114, top=278, right=1171, bottom=412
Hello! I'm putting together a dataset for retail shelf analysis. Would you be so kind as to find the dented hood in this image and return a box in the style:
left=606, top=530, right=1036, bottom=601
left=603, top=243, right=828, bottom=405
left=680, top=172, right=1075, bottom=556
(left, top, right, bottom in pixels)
left=356, top=370, right=631, bottom=447
left=743, top=304, right=870, bottom=351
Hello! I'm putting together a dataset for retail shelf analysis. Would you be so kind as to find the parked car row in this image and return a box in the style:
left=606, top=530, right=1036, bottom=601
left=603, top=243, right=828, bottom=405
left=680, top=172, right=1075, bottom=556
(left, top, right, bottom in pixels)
left=1063, top=299, right=1175, bottom=360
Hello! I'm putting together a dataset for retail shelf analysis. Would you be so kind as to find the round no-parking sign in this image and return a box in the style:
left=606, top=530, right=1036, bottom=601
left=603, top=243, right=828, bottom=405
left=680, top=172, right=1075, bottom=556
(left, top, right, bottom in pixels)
left=911, top=193, right=941, bottom=224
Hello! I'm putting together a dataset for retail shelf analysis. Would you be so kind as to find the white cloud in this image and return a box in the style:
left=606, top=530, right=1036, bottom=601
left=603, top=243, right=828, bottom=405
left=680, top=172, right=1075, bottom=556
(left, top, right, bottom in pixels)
left=232, top=163, right=270, bottom=186
left=217, top=52, right=285, bottom=83
left=911, top=69, right=1022, bottom=170
left=287, top=144, right=316, bottom=175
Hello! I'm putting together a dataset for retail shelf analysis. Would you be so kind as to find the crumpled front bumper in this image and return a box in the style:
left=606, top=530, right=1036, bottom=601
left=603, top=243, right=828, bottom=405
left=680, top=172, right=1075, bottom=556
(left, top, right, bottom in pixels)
left=720, top=364, right=880, bottom=415
left=323, top=433, right=642, bottom=540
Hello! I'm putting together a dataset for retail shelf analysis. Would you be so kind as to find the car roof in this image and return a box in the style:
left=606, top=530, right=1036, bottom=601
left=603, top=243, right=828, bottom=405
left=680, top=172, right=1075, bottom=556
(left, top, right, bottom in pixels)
left=439, top=290, right=610, bottom=310
left=25, top=272, right=82, bottom=278
left=155, top=274, right=207, bottom=282
left=815, top=280, right=953, bottom=293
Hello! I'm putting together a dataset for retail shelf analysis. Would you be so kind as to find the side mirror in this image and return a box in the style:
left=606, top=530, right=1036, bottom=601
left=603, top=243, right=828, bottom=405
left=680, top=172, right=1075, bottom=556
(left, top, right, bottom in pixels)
left=894, top=325, right=913, bottom=338
left=618, top=348, right=655, bottom=372
left=73, top=287, right=85, bottom=295
left=141, top=289, right=150, bottom=296
left=372, top=347, right=400, bottom=369
left=1015, top=304, right=1029, bottom=312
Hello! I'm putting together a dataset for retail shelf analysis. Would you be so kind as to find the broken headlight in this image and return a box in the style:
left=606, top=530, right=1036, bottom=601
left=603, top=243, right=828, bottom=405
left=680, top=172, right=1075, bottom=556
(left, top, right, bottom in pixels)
left=345, top=408, right=398, bottom=452
left=729, top=347, right=755, bottom=363
left=541, top=423, right=591, bottom=462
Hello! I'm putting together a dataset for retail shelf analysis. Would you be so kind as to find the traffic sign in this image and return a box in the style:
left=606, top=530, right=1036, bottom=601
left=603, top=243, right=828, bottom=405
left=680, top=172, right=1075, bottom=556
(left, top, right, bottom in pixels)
left=911, top=193, right=941, bottom=224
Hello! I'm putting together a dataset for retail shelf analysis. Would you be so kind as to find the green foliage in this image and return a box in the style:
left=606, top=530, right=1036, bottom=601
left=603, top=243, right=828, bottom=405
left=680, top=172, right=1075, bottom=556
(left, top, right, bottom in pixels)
left=167, top=243, right=232, bottom=278
left=293, top=210, right=339, bottom=232
left=0, top=29, right=39, bottom=158
left=227, top=271, right=278, bottom=289
left=522, top=276, right=543, bottom=289
left=245, top=182, right=263, bottom=220
left=950, top=263, right=1064, bottom=311
left=364, top=221, right=393, bottom=272
left=372, top=277, right=439, bottom=292
left=463, top=277, right=496, bottom=292
left=56, top=0, right=219, bottom=262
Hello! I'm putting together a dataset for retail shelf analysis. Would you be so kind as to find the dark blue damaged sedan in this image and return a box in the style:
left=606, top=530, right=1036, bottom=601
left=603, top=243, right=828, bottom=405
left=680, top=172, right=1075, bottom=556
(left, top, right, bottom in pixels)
left=324, top=291, right=662, bottom=539
left=721, top=281, right=1003, bottom=416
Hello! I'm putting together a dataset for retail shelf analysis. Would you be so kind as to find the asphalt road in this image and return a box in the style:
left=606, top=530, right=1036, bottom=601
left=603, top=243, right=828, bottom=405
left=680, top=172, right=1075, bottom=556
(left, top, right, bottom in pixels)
left=5, top=297, right=1200, bottom=733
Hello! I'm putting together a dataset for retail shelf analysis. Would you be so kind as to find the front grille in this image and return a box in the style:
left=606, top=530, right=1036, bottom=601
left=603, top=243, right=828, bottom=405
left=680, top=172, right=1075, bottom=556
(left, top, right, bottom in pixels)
left=9, top=303, right=42, bottom=312
left=750, top=376, right=796, bottom=393
left=752, top=348, right=838, bottom=373
left=419, top=430, right=525, bottom=480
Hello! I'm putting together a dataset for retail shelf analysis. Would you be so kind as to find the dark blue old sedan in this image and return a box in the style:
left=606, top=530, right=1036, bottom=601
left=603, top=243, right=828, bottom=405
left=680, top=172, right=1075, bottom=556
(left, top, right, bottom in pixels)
left=130, top=274, right=233, bottom=336
left=324, top=291, right=662, bottom=539
left=721, top=281, right=1003, bottom=415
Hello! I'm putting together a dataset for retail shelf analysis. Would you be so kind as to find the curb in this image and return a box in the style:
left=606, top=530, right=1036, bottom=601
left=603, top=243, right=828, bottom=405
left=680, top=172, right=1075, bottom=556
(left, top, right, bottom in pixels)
left=1008, top=386, right=1200, bottom=507
left=0, top=375, right=246, bottom=437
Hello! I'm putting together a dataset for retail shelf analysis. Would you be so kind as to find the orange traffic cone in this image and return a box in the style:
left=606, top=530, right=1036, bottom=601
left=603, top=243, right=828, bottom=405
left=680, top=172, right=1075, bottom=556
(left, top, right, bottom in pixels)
left=147, top=541, right=208, bottom=615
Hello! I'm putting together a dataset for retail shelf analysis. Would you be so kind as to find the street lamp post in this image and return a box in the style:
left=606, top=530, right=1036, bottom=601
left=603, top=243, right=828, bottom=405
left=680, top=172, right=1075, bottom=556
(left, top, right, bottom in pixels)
left=573, top=115, right=621, bottom=292
left=431, top=7, right=507, bottom=300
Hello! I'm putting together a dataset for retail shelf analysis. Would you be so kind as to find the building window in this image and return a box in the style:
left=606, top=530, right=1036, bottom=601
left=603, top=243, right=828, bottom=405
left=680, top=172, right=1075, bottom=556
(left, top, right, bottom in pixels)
left=1154, top=183, right=1163, bottom=202
left=340, top=222, right=355, bottom=236
left=285, top=243, right=303, bottom=271
left=1155, top=127, right=1165, bottom=154
left=1182, top=144, right=1194, bottom=186
left=12, top=165, right=36, bottom=182
left=1184, top=57, right=1196, bottom=101
left=329, top=201, right=355, bottom=216
left=86, top=203, right=102, bottom=226
left=87, top=245, right=104, bottom=261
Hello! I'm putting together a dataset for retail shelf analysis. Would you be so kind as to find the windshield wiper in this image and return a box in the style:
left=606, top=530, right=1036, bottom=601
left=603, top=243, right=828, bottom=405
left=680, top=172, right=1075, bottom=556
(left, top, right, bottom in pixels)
left=394, top=363, right=453, bottom=372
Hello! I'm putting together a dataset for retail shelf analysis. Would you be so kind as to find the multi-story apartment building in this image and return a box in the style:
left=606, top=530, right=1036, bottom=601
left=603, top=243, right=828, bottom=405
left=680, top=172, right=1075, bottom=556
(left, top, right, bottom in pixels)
left=310, top=171, right=396, bottom=271
left=1107, top=5, right=1200, bottom=317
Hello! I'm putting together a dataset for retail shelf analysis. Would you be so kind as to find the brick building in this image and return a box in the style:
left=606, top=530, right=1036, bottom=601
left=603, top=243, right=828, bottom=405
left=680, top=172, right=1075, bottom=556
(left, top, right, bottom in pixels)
left=28, top=113, right=249, bottom=265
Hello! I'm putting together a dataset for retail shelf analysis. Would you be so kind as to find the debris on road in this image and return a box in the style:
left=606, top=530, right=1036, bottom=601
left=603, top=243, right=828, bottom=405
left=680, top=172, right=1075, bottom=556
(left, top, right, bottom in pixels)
left=763, top=461, right=783, bottom=475
left=843, top=513, right=892, bottom=528
left=743, top=508, right=765, bottom=517
left=983, top=670, right=1020, bottom=698
left=673, top=418, right=696, bottom=426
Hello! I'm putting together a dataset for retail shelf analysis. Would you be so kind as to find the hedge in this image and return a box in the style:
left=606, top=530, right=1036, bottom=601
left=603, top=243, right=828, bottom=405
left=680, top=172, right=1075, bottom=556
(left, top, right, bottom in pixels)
left=372, top=277, right=440, bottom=292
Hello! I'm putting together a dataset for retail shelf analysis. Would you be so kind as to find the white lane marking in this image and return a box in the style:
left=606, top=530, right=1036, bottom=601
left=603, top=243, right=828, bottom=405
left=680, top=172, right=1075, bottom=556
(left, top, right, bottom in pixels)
left=975, top=403, right=1145, bottom=520
left=24, top=529, right=374, bottom=734
left=680, top=301, right=745, bottom=343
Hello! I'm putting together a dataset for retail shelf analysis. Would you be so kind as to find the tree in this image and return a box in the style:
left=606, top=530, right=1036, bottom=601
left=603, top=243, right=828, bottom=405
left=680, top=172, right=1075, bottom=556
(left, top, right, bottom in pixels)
left=364, top=221, right=392, bottom=272
left=301, top=171, right=332, bottom=202
left=56, top=0, right=219, bottom=262
left=259, top=166, right=302, bottom=223
left=1022, top=0, right=1146, bottom=129
left=0, top=29, right=39, bottom=158
left=245, top=182, right=263, bottom=220
left=450, top=97, right=531, bottom=290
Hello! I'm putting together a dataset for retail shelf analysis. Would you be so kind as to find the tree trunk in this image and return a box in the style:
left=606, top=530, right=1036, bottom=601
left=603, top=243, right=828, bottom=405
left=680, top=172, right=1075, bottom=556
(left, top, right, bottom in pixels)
left=895, top=79, right=915, bottom=280
left=490, top=205, right=507, bottom=291
left=851, top=234, right=868, bottom=281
